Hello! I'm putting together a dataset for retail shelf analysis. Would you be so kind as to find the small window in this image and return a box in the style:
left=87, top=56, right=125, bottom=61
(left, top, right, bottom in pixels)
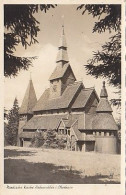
left=68, top=130, right=70, bottom=136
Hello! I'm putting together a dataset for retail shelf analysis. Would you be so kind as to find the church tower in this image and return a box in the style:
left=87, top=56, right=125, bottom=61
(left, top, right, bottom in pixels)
left=93, top=81, right=118, bottom=154
left=49, top=25, right=76, bottom=99
left=18, top=78, right=37, bottom=145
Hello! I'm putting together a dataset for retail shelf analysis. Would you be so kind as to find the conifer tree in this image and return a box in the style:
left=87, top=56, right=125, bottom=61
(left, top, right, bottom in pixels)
left=4, top=4, right=56, bottom=77
left=77, top=5, right=121, bottom=88
left=5, top=98, right=19, bottom=145
left=77, top=5, right=121, bottom=107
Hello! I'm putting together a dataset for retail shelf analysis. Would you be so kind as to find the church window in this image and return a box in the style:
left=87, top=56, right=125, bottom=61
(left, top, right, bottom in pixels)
left=68, top=130, right=70, bottom=136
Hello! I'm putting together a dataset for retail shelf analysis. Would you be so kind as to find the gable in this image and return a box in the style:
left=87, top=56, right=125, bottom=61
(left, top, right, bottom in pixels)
left=84, top=90, right=99, bottom=113
left=33, top=82, right=83, bottom=112
left=71, top=88, right=96, bottom=110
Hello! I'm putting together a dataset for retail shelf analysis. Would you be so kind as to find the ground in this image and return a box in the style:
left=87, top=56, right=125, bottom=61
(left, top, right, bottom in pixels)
left=4, top=146, right=120, bottom=184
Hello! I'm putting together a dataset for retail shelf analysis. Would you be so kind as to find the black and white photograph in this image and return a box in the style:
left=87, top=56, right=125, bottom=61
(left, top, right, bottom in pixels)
left=2, top=2, right=125, bottom=193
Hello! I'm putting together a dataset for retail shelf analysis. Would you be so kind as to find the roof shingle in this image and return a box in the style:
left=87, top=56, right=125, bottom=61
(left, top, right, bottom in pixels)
left=71, top=88, right=94, bottom=109
left=92, top=113, right=118, bottom=130
left=33, top=82, right=83, bottom=112
left=49, top=62, right=69, bottom=81
left=19, top=79, right=37, bottom=114
left=23, top=114, right=68, bottom=130
left=96, top=98, right=112, bottom=112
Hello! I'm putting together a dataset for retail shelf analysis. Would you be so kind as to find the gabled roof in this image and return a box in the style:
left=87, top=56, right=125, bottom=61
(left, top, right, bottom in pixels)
left=33, top=82, right=83, bottom=112
left=19, top=79, right=37, bottom=114
left=22, top=114, right=68, bottom=130
left=49, top=62, right=69, bottom=81
left=71, top=88, right=95, bottom=109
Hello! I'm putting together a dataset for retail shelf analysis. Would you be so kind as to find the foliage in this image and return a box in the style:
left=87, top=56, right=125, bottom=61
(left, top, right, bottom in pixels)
left=77, top=5, right=121, bottom=89
left=4, top=4, right=56, bottom=77
left=30, top=130, right=46, bottom=147
left=30, top=129, right=67, bottom=149
left=4, top=123, right=9, bottom=146
left=4, top=98, right=19, bottom=146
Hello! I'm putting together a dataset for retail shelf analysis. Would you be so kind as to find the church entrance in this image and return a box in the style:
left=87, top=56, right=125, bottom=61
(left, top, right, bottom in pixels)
left=20, top=138, right=23, bottom=147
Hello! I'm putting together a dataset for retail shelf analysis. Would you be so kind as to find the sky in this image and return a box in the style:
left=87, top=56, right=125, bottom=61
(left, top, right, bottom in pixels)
left=4, top=4, right=120, bottom=120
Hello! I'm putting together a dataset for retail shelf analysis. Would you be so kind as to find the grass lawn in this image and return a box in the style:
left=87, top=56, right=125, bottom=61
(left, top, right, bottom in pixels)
left=4, top=146, right=120, bottom=184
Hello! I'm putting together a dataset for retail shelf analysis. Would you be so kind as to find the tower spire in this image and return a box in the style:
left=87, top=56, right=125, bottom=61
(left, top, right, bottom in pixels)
left=56, top=23, right=69, bottom=64
left=100, top=81, right=108, bottom=98
left=96, top=81, right=112, bottom=113
left=19, top=79, right=37, bottom=114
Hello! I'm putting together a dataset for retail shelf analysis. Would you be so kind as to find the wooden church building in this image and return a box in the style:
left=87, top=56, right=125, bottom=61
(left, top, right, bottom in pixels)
left=18, top=25, right=118, bottom=154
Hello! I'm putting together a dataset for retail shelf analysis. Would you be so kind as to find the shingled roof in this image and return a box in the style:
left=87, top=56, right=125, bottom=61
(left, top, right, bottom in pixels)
left=33, top=82, right=83, bottom=112
left=96, top=81, right=112, bottom=113
left=96, top=98, right=112, bottom=112
left=22, top=114, right=68, bottom=130
left=71, top=88, right=95, bottom=109
left=49, top=62, right=70, bottom=81
left=19, top=79, right=37, bottom=114
left=63, top=114, right=85, bottom=129
left=92, top=113, right=118, bottom=130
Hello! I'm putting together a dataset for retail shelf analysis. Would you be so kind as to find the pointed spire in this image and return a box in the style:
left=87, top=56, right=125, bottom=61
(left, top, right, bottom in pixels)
left=96, top=81, right=112, bottom=113
left=19, top=78, right=37, bottom=114
left=100, top=81, right=108, bottom=98
left=56, top=24, right=69, bottom=64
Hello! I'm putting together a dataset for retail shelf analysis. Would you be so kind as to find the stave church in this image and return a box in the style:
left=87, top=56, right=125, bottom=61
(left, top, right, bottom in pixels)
left=18, top=25, right=118, bottom=154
